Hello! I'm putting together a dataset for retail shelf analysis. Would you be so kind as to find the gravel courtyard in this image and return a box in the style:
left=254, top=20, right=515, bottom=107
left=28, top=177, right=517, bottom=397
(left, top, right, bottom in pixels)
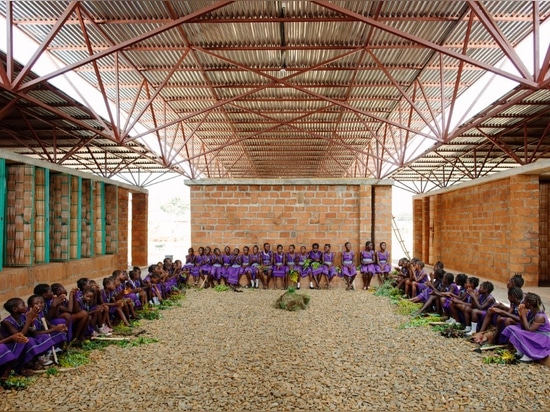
left=3, top=289, right=550, bottom=411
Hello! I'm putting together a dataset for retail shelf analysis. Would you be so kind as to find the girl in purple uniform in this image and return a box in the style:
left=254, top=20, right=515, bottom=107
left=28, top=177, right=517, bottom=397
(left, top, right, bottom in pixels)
left=0, top=313, right=28, bottom=382
left=501, top=292, right=550, bottom=362
left=464, top=281, right=496, bottom=336
left=250, top=245, right=261, bottom=289
left=1, top=298, right=56, bottom=368
left=321, top=244, right=337, bottom=289
left=201, top=247, right=214, bottom=288
left=240, top=246, right=255, bottom=288
left=308, top=243, right=323, bottom=289
left=227, top=248, right=243, bottom=292
left=210, top=248, right=223, bottom=288
left=221, top=246, right=233, bottom=285
left=285, top=244, right=298, bottom=289
left=260, top=243, right=273, bottom=289
left=375, top=242, right=391, bottom=285
left=360, top=241, right=376, bottom=290
left=296, top=246, right=311, bottom=290
left=183, top=248, right=196, bottom=280
left=272, top=244, right=287, bottom=290
left=193, top=246, right=205, bottom=286
left=27, top=295, right=68, bottom=351
left=341, top=242, right=356, bottom=290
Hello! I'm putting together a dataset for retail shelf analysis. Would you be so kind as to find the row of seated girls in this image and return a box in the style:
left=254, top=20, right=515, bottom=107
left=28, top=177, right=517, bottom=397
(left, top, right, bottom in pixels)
left=392, top=257, right=550, bottom=364
left=0, top=264, right=183, bottom=382
left=179, top=241, right=391, bottom=291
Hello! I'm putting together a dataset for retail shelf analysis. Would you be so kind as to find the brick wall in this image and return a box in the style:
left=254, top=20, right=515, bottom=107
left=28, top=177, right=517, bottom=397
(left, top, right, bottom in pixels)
left=186, top=178, right=393, bottom=287
left=413, top=174, right=540, bottom=286
left=131, top=192, right=149, bottom=267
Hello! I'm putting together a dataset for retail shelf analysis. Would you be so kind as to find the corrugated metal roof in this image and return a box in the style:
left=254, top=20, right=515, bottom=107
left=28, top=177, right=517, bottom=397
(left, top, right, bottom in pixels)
left=0, top=0, right=549, bottom=187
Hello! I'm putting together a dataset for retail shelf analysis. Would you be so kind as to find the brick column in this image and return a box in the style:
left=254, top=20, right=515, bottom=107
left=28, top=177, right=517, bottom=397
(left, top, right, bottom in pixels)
left=117, top=188, right=129, bottom=269
left=358, top=184, right=372, bottom=249
left=131, top=192, right=148, bottom=267
left=413, top=198, right=423, bottom=260
left=428, top=194, right=440, bottom=265
left=373, top=185, right=392, bottom=251
left=422, top=197, right=430, bottom=262
left=508, top=175, right=539, bottom=285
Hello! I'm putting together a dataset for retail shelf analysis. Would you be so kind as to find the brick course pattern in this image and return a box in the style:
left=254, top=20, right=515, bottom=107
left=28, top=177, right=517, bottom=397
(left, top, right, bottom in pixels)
left=413, top=174, right=540, bottom=286
left=186, top=179, right=393, bottom=287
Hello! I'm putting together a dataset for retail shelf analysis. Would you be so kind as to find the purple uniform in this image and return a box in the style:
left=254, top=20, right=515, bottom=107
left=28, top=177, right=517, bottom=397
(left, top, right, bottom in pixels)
left=211, top=255, right=223, bottom=280
left=296, top=253, right=310, bottom=278
left=501, top=311, right=550, bottom=360
left=227, top=255, right=242, bottom=285
left=375, top=250, right=391, bottom=273
left=341, top=251, right=356, bottom=277
left=360, top=250, right=376, bottom=273
left=322, top=252, right=337, bottom=279
left=272, top=252, right=287, bottom=278
left=308, top=251, right=324, bottom=276
left=1, top=314, right=56, bottom=365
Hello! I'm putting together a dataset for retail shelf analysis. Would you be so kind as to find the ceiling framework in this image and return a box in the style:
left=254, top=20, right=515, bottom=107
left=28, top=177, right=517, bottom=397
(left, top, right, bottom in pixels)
left=0, top=1, right=549, bottom=190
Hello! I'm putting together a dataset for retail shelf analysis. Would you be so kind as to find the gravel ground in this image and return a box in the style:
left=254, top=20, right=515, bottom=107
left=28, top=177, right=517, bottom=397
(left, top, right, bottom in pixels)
left=2, top=288, right=550, bottom=411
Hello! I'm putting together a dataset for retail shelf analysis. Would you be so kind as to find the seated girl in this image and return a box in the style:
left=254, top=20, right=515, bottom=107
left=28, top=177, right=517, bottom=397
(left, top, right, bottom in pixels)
left=472, top=286, right=523, bottom=345
left=501, top=292, right=550, bottom=362
left=0, top=314, right=28, bottom=382
left=1, top=298, right=56, bottom=369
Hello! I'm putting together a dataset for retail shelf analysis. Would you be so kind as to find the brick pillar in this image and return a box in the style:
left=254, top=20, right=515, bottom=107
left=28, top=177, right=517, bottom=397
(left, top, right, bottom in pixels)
left=413, top=198, right=423, bottom=260
left=117, top=188, right=129, bottom=269
left=358, top=184, right=373, bottom=249
left=508, top=175, right=539, bottom=285
left=428, top=194, right=440, bottom=265
left=422, top=197, right=430, bottom=262
left=373, top=185, right=392, bottom=252
left=131, top=192, right=148, bottom=267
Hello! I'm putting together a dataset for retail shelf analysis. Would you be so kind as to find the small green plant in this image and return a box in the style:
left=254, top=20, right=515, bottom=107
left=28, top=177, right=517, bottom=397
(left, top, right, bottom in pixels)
left=214, top=284, right=230, bottom=292
left=398, top=315, right=441, bottom=329
left=58, top=350, right=91, bottom=368
left=117, top=336, right=159, bottom=348
left=288, top=269, right=299, bottom=283
left=395, top=299, right=422, bottom=315
left=46, top=367, right=59, bottom=376
left=2, top=373, right=36, bottom=390
left=482, top=349, right=517, bottom=364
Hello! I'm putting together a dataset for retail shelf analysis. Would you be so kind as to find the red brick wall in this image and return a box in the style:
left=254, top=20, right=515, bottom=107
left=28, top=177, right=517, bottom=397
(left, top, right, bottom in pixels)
left=413, top=174, right=540, bottom=286
left=131, top=192, right=148, bottom=267
left=186, top=179, right=393, bottom=280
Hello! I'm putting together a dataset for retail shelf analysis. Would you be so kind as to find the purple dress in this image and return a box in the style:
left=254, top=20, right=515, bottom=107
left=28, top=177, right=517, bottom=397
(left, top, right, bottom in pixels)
left=375, top=250, right=391, bottom=273
left=1, top=314, right=56, bottom=364
left=227, top=255, right=242, bottom=285
left=442, top=283, right=460, bottom=313
left=211, top=255, right=223, bottom=280
left=286, top=253, right=297, bottom=274
left=201, top=254, right=213, bottom=276
left=272, top=253, right=287, bottom=278
left=261, top=251, right=273, bottom=274
left=0, top=333, right=26, bottom=368
left=501, top=311, right=550, bottom=360
left=250, top=252, right=261, bottom=280
left=240, top=254, right=255, bottom=279
left=360, top=250, right=376, bottom=274
left=414, top=270, right=429, bottom=293
left=308, top=251, right=324, bottom=276
left=44, top=297, right=73, bottom=342
left=322, top=252, right=337, bottom=279
left=32, top=312, right=68, bottom=348
left=296, top=253, right=310, bottom=278
left=341, top=251, right=356, bottom=277
left=221, top=254, right=232, bottom=280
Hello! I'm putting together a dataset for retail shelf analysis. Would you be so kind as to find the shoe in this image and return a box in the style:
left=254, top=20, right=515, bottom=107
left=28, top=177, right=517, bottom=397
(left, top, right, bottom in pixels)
left=463, top=326, right=471, bottom=333
left=54, top=347, right=63, bottom=354
left=445, top=318, right=457, bottom=324
left=519, top=354, right=534, bottom=362
left=91, top=330, right=99, bottom=338
left=296, top=285, right=300, bottom=290
left=465, top=329, right=476, bottom=337
left=98, top=326, right=112, bottom=336
left=38, top=354, right=53, bottom=366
